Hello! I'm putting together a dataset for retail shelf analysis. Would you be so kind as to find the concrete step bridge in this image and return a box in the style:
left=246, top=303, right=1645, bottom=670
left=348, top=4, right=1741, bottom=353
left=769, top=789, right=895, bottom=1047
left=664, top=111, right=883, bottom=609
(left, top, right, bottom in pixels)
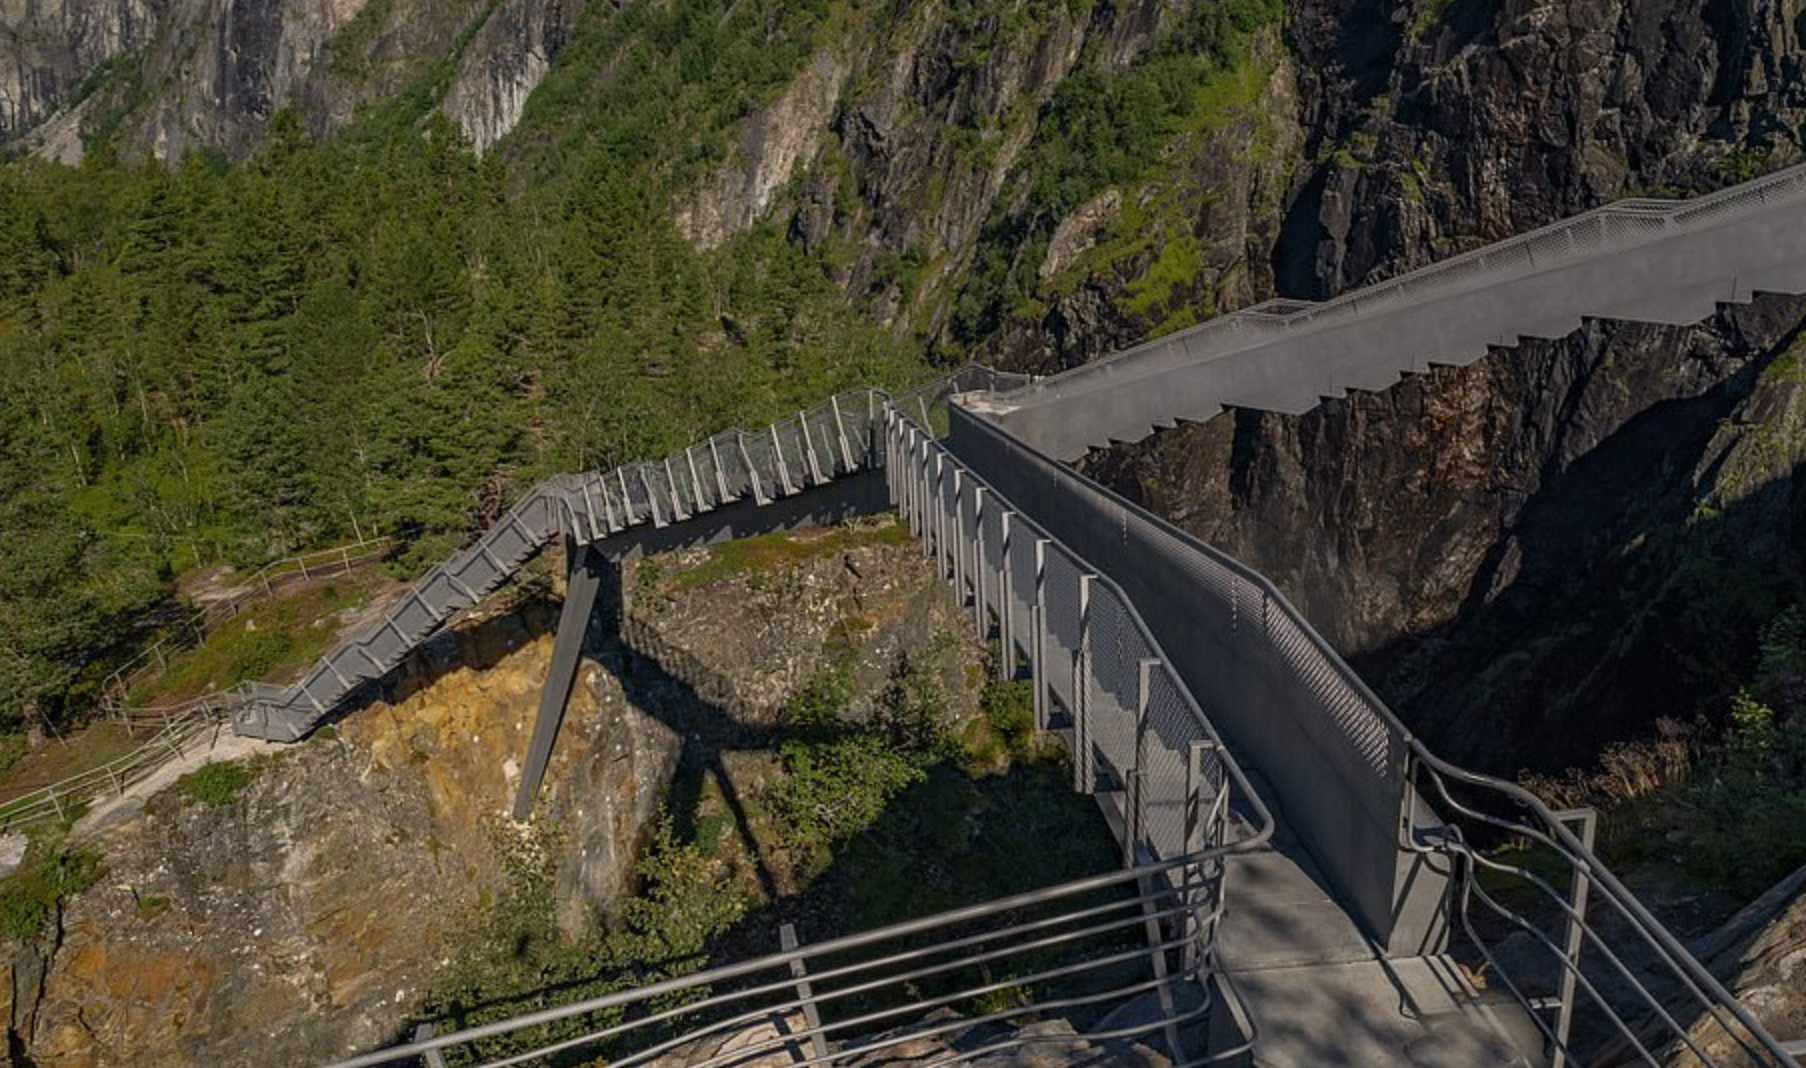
left=282, top=166, right=1806, bottom=1068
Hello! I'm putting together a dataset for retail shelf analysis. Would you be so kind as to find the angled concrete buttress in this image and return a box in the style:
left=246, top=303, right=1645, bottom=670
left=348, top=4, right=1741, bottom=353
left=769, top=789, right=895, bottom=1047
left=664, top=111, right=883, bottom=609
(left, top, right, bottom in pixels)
left=511, top=539, right=615, bottom=819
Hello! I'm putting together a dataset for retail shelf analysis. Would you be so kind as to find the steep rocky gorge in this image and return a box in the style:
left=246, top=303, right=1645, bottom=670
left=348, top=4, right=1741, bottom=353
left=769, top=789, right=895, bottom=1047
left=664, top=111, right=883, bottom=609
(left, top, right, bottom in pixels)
left=637, top=0, right=1806, bottom=772
left=6, top=0, right=1806, bottom=1054
left=0, top=527, right=983, bottom=1067
left=1086, top=295, right=1806, bottom=771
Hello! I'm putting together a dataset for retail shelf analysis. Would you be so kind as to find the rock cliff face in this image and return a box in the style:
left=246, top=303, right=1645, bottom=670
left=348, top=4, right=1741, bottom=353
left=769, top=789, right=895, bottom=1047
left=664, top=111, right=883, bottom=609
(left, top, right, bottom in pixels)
left=0, top=0, right=149, bottom=146
left=6, top=597, right=683, bottom=1068
left=1670, top=863, right=1806, bottom=1066
left=0, top=526, right=973, bottom=1068
left=1282, top=0, right=1806, bottom=298
left=1049, top=0, right=1806, bottom=769
left=1086, top=294, right=1806, bottom=770
left=0, top=0, right=588, bottom=160
left=440, top=0, right=585, bottom=156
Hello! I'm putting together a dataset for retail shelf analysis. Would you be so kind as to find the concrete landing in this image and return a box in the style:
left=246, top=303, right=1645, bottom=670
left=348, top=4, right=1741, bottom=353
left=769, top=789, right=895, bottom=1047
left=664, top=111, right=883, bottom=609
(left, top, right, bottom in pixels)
left=1225, top=956, right=1541, bottom=1067
left=1217, top=846, right=1375, bottom=970
left=1210, top=772, right=1546, bottom=1067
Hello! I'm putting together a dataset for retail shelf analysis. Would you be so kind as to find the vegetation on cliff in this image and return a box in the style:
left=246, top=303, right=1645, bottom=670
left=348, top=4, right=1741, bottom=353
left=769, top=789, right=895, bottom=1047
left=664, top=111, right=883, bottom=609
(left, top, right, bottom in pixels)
left=0, top=119, right=920, bottom=743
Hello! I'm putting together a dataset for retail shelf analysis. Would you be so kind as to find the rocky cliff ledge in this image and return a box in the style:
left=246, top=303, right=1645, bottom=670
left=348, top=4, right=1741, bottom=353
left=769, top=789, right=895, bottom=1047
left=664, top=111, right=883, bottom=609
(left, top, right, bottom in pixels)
left=0, top=520, right=975, bottom=1068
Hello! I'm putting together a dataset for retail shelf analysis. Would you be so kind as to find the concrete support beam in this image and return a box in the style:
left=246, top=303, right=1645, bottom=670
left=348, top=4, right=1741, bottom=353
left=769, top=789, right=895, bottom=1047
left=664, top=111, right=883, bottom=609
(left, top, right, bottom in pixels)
left=511, top=540, right=610, bottom=820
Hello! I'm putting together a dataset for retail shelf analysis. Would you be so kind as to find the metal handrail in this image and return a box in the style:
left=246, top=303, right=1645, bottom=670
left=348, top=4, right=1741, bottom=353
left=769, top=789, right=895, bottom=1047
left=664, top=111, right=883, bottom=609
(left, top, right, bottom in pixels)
left=1402, top=746, right=1801, bottom=1066
left=321, top=836, right=1266, bottom=1068
left=931, top=384, right=1795, bottom=1064
left=0, top=705, right=227, bottom=832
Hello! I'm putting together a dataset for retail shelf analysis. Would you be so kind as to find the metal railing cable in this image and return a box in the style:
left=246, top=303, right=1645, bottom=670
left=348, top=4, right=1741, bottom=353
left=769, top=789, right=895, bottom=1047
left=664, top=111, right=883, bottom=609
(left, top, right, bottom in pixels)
left=310, top=379, right=1270, bottom=1068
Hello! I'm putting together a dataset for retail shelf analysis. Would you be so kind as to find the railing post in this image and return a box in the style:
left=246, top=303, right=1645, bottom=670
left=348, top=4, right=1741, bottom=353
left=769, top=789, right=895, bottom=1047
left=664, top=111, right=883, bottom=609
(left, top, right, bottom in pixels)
left=1135, top=861, right=1187, bottom=1064
left=685, top=447, right=709, bottom=513
left=999, top=511, right=1015, bottom=676
left=1183, top=737, right=1224, bottom=973
left=708, top=437, right=733, bottom=504
left=736, top=434, right=768, bottom=506
left=618, top=468, right=638, bottom=523
left=939, top=453, right=953, bottom=571
left=798, top=411, right=826, bottom=485
left=830, top=395, right=855, bottom=472
left=971, top=487, right=988, bottom=639
left=340, top=546, right=353, bottom=575
left=639, top=468, right=667, bottom=527
left=779, top=923, right=831, bottom=1063
left=915, top=438, right=931, bottom=543
left=1074, top=573, right=1094, bottom=795
left=951, top=468, right=967, bottom=600
left=1550, top=807, right=1597, bottom=1068
left=1132, top=658, right=1158, bottom=856
left=769, top=425, right=796, bottom=497
left=1032, top=539, right=1049, bottom=733
left=411, top=1023, right=449, bottom=1068
left=663, top=458, right=688, bottom=521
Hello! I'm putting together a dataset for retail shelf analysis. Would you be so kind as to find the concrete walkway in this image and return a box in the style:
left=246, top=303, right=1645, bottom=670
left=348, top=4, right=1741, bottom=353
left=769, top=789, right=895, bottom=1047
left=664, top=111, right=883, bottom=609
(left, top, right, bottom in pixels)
left=1214, top=774, right=1542, bottom=1067
left=73, top=727, right=283, bottom=839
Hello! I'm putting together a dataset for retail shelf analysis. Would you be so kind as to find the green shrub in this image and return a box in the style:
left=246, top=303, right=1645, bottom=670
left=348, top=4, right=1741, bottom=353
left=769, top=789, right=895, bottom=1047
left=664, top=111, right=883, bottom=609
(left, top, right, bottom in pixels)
left=0, top=841, right=103, bottom=940
left=876, top=650, right=951, bottom=755
left=769, top=733, right=926, bottom=851
left=613, top=818, right=749, bottom=972
left=781, top=666, right=856, bottom=737
left=981, top=677, right=1036, bottom=756
left=175, top=760, right=257, bottom=807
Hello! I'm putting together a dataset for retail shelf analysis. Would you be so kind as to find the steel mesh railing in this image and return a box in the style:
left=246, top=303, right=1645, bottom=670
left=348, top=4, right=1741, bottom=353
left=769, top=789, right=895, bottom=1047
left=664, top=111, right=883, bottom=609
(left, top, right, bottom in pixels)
left=233, top=385, right=897, bottom=741
left=942, top=395, right=1801, bottom=1068
left=994, top=163, right=1806, bottom=415
left=310, top=375, right=1268, bottom=1068
left=885, top=400, right=1256, bottom=880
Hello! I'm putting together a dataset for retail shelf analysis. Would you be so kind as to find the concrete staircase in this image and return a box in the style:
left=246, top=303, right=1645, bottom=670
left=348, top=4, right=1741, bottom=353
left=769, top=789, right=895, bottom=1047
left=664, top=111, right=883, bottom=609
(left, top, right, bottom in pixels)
left=234, top=389, right=894, bottom=741
left=986, top=165, right=1806, bottom=462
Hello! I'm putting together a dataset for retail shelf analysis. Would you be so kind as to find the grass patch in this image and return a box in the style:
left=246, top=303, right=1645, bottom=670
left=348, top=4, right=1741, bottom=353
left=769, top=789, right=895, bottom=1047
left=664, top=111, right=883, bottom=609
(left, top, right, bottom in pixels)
left=664, top=517, right=914, bottom=591
left=1525, top=608, right=1806, bottom=901
left=1406, top=0, right=1458, bottom=42
left=0, top=734, right=28, bottom=779
left=174, top=759, right=257, bottom=808
left=0, top=720, right=141, bottom=803
left=128, top=564, right=390, bottom=706
left=0, top=839, right=103, bottom=941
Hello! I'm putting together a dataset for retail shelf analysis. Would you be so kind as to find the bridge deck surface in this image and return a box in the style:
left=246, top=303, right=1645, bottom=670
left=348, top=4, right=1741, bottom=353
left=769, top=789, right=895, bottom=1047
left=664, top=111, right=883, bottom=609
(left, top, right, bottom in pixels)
left=1214, top=771, right=1544, bottom=1066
